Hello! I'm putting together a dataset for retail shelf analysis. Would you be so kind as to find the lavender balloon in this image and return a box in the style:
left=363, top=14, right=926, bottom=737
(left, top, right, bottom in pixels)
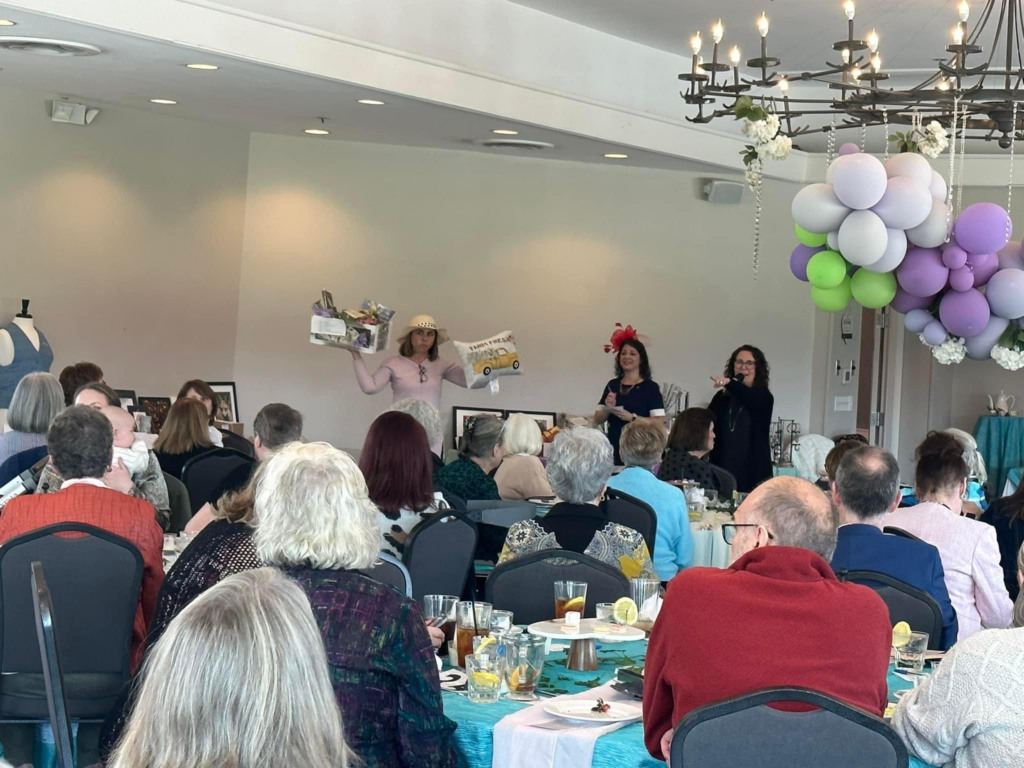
left=885, top=153, right=934, bottom=187
left=839, top=210, right=889, bottom=266
left=954, top=202, right=1011, bottom=255
left=792, top=184, right=852, bottom=234
left=827, top=230, right=841, bottom=251
left=906, top=198, right=952, bottom=248
left=929, top=171, right=948, bottom=202
left=998, top=241, right=1024, bottom=271
left=922, top=320, right=948, bottom=346
left=941, top=244, right=968, bottom=270
left=967, top=251, right=999, bottom=287
left=948, top=266, right=974, bottom=292
left=831, top=154, right=889, bottom=210
left=838, top=143, right=860, bottom=156
left=940, top=288, right=991, bottom=338
left=790, top=244, right=823, bottom=282
left=904, top=308, right=935, bottom=334
left=871, top=176, right=932, bottom=230
left=965, top=316, right=1011, bottom=360
left=864, top=228, right=908, bottom=274
left=897, top=247, right=949, bottom=297
left=985, top=268, right=1024, bottom=319
left=890, top=287, right=935, bottom=314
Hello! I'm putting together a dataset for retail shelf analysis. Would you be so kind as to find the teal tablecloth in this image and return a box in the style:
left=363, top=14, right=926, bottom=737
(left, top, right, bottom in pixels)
left=444, top=639, right=935, bottom=768
left=772, top=465, right=801, bottom=478
left=974, top=415, right=1024, bottom=496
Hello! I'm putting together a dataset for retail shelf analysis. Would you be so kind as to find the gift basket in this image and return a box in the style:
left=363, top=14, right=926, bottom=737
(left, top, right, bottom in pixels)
left=309, top=291, right=395, bottom=354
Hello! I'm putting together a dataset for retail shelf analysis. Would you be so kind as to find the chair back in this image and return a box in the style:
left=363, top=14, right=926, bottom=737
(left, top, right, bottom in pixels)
left=670, top=687, right=908, bottom=768
left=0, top=523, right=143, bottom=719
left=218, top=429, right=254, bottom=458
left=882, top=526, right=923, bottom=542
left=0, top=446, right=48, bottom=487
left=404, top=510, right=478, bottom=602
left=708, top=463, right=737, bottom=497
left=163, top=472, right=192, bottom=534
left=601, top=488, right=658, bottom=555
left=358, top=552, right=413, bottom=597
left=30, top=563, right=75, bottom=768
left=435, top=485, right=468, bottom=513
left=485, top=549, right=629, bottom=625
left=465, top=500, right=535, bottom=528
left=836, top=569, right=944, bottom=650
left=181, top=448, right=255, bottom=514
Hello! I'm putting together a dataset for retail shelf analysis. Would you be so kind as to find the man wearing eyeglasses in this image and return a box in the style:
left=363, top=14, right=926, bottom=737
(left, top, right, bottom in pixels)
left=643, top=476, right=892, bottom=762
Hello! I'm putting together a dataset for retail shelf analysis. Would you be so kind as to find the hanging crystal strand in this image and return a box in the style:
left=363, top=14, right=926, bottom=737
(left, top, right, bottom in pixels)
left=752, top=160, right=763, bottom=281
left=946, top=97, right=960, bottom=242
left=1008, top=100, right=1018, bottom=244
left=956, top=107, right=968, bottom=216
left=883, top=108, right=890, bottom=162
left=826, top=119, right=837, bottom=167
left=860, top=123, right=867, bottom=152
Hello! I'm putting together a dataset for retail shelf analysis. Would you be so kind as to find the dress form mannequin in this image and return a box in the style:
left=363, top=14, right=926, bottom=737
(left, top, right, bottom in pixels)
left=0, top=300, right=53, bottom=429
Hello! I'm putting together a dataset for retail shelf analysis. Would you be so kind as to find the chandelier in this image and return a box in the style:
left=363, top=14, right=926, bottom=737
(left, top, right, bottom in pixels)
left=680, top=0, right=1024, bottom=149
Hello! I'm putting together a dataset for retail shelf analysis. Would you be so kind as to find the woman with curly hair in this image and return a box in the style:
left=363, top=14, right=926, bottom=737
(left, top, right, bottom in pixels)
left=594, top=337, right=665, bottom=465
left=708, top=345, right=774, bottom=492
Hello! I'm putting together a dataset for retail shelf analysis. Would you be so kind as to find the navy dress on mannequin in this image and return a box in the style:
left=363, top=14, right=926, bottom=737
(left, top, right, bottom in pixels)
left=0, top=300, right=55, bottom=410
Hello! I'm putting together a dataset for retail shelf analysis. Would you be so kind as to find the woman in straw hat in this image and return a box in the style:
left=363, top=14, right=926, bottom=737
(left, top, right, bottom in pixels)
left=351, top=314, right=469, bottom=453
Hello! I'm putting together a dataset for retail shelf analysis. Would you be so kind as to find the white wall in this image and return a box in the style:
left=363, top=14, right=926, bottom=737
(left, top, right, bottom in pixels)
left=0, top=85, right=250, bottom=401
left=233, top=133, right=815, bottom=448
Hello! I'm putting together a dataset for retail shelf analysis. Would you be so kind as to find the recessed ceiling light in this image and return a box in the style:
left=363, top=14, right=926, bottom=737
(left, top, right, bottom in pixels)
left=305, top=128, right=330, bottom=135
left=186, top=63, right=218, bottom=71
left=0, top=20, right=17, bottom=27
left=150, top=99, right=177, bottom=105
left=492, top=129, right=519, bottom=135
left=604, top=153, right=628, bottom=159
left=357, top=99, right=386, bottom=105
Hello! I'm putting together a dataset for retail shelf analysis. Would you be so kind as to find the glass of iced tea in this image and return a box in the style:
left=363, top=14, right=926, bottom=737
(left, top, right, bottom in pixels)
left=630, top=578, right=661, bottom=633
left=554, top=581, right=587, bottom=620
left=502, top=633, right=546, bottom=701
left=421, top=595, right=458, bottom=654
left=455, top=601, right=492, bottom=668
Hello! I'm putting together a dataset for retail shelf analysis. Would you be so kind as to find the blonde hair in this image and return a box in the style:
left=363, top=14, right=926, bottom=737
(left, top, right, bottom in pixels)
left=108, top=568, right=351, bottom=768
left=254, top=442, right=380, bottom=570
left=503, top=413, right=544, bottom=456
left=153, top=398, right=213, bottom=455
left=619, top=419, right=668, bottom=469
left=8, top=372, right=64, bottom=434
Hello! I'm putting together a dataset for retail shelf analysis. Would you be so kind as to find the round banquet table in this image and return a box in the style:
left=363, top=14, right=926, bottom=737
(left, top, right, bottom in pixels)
left=442, top=638, right=937, bottom=768
left=974, top=414, right=1024, bottom=497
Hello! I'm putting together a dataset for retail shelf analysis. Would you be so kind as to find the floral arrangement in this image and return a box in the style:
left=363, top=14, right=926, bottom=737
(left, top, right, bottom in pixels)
left=889, top=120, right=950, bottom=159
left=991, top=322, right=1024, bottom=370
left=733, top=96, right=793, bottom=188
left=919, top=333, right=966, bottom=365
left=603, top=323, right=639, bottom=354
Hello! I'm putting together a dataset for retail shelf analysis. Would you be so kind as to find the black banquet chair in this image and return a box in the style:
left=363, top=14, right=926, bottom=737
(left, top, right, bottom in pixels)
left=601, top=487, right=658, bottom=556
left=403, top=510, right=478, bottom=602
left=181, top=448, right=255, bottom=514
left=835, top=569, right=944, bottom=650
left=31, top=562, right=75, bottom=768
left=218, top=429, right=254, bottom=458
left=485, top=549, right=629, bottom=625
left=708, top=463, right=738, bottom=498
left=0, top=445, right=48, bottom=488
left=359, top=552, right=413, bottom=598
left=163, top=472, right=193, bottom=534
left=670, top=687, right=908, bottom=768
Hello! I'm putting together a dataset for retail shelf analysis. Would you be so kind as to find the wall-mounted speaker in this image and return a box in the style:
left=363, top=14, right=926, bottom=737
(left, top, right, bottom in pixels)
left=703, top=180, right=744, bottom=205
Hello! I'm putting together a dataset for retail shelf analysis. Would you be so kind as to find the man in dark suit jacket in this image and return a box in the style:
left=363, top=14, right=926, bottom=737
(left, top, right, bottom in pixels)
left=829, top=445, right=958, bottom=649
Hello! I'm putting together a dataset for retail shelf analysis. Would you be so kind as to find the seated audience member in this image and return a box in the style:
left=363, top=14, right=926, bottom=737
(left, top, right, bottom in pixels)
left=892, top=624, right=1024, bottom=768
left=494, top=413, right=553, bottom=500
left=58, top=360, right=103, bottom=406
left=944, top=427, right=987, bottom=516
left=108, top=569, right=352, bottom=768
left=152, top=398, right=215, bottom=480
left=820, top=438, right=865, bottom=490
left=498, top=428, right=656, bottom=580
left=177, top=379, right=225, bottom=446
left=254, top=442, right=457, bottom=768
left=981, top=478, right=1024, bottom=601
left=643, top=476, right=891, bottom=761
left=885, top=432, right=1013, bottom=639
left=0, top=372, right=63, bottom=465
left=387, top=398, right=445, bottom=471
left=360, top=411, right=446, bottom=558
left=1017, top=543, right=1024, bottom=628
left=0, top=406, right=163, bottom=669
left=656, top=407, right=720, bottom=491
left=608, top=419, right=693, bottom=581
left=73, top=380, right=120, bottom=409
left=184, top=402, right=303, bottom=534
left=829, top=446, right=958, bottom=649
left=433, top=414, right=504, bottom=501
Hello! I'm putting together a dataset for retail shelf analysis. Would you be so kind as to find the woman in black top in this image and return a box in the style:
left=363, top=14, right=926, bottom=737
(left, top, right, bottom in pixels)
left=658, top=407, right=720, bottom=491
left=981, top=488, right=1024, bottom=601
left=708, top=345, right=774, bottom=492
left=594, top=339, right=665, bottom=465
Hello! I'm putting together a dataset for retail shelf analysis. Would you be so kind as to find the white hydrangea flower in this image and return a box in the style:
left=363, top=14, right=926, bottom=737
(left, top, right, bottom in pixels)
left=742, top=118, right=777, bottom=145
left=926, top=121, right=947, bottom=137
left=764, top=113, right=781, bottom=137
left=759, top=134, right=793, bottom=161
left=992, top=345, right=1024, bottom=371
left=918, top=122, right=949, bottom=159
left=931, top=337, right=967, bottom=365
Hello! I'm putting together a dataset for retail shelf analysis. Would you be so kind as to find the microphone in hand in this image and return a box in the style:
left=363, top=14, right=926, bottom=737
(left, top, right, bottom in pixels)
left=730, top=372, right=746, bottom=383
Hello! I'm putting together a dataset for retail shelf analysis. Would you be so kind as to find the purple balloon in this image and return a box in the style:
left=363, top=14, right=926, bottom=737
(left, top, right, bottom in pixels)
left=897, top=247, right=949, bottom=298
left=904, top=308, right=935, bottom=334
left=838, top=143, right=860, bottom=156
left=967, top=251, right=999, bottom=287
left=941, top=244, right=968, bottom=270
left=954, top=202, right=1012, bottom=255
left=939, top=288, right=991, bottom=338
left=949, top=265, right=974, bottom=292
left=923, top=320, right=948, bottom=346
left=890, top=287, right=935, bottom=314
left=790, top=244, right=823, bottom=282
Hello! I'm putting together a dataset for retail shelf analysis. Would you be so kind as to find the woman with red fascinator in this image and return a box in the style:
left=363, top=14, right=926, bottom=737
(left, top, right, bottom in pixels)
left=593, top=324, right=665, bottom=465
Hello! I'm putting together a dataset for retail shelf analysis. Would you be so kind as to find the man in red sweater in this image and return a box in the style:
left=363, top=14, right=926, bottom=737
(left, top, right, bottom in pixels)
left=0, top=406, right=164, bottom=671
left=643, top=476, right=891, bottom=761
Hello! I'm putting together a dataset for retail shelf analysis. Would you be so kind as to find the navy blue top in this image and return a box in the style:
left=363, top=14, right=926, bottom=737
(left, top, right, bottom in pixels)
left=598, top=378, right=664, bottom=465
left=0, top=323, right=54, bottom=408
left=830, top=523, right=959, bottom=650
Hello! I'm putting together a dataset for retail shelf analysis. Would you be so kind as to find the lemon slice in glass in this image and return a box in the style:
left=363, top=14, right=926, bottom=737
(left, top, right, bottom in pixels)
left=475, top=636, right=497, bottom=654
left=563, top=596, right=586, bottom=614
left=892, top=621, right=912, bottom=649
left=471, top=671, right=500, bottom=688
left=612, top=597, right=639, bottom=626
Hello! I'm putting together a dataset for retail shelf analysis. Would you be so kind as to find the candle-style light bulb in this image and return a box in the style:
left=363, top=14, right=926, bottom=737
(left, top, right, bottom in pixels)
left=690, top=31, right=702, bottom=55
left=841, top=47, right=851, bottom=64
left=870, top=53, right=881, bottom=72
left=757, top=12, right=770, bottom=38
left=851, top=66, right=862, bottom=80
left=952, top=25, right=964, bottom=45
left=844, top=0, right=856, bottom=21
left=937, top=78, right=951, bottom=91
left=696, top=56, right=706, bottom=75
left=729, top=45, right=742, bottom=65
left=712, top=19, right=724, bottom=44
left=867, top=29, right=879, bottom=53
left=958, top=1, right=970, bottom=22
left=778, top=77, right=790, bottom=92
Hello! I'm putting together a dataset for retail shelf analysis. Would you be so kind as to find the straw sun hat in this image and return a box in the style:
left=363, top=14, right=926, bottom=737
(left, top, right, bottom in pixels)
left=396, top=314, right=450, bottom=345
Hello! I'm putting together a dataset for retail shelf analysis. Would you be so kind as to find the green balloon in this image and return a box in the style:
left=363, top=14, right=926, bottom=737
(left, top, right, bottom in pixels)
left=851, top=269, right=898, bottom=309
left=812, top=276, right=852, bottom=313
left=795, top=223, right=828, bottom=248
left=806, top=250, right=846, bottom=289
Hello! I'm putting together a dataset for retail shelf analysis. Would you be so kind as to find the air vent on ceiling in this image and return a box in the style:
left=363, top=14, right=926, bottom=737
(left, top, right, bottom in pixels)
left=474, top=139, right=554, bottom=151
left=0, top=37, right=101, bottom=57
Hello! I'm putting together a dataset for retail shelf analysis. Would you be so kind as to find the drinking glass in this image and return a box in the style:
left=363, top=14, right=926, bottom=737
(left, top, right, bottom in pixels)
left=553, top=581, right=587, bottom=620
left=502, top=633, right=547, bottom=701
left=490, top=609, right=514, bottom=633
left=630, top=578, right=661, bottom=633
left=705, top=490, right=720, bottom=508
left=422, top=595, right=459, bottom=629
left=465, top=654, right=501, bottom=704
left=595, top=602, right=615, bottom=621
left=895, top=631, right=929, bottom=673
left=456, top=601, right=492, bottom=668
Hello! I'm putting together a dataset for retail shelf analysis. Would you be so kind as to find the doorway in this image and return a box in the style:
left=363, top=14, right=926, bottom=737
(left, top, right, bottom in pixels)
left=856, top=306, right=891, bottom=446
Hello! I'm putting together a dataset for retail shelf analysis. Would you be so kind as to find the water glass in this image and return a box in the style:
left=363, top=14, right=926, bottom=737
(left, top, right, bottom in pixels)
left=456, top=601, right=492, bottom=668
left=554, top=581, right=587, bottom=619
left=595, top=602, right=615, bottom=621
left=502, top=632, right=547, bottom=701
left=466, top=653, right=502, bottom=704
left=490, top=609, right=514, bottom=633
left=630, top=578, right=661, bottom=633
left=705, top=490, right=720, bottom=508
left=895, top=631, right=929, bottom=673
left=421, top=595, right=458, bottom=629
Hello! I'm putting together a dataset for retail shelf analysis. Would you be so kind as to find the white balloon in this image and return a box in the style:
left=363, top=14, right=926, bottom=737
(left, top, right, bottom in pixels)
left=871, top=176, right=932, bottom=230
left=838, top=210, right=889, bottom=266
left=906, top=198, right=952, bottom=248
left=792, top=183, right=851, bottom=235
left=831, top=153, right=889, bottom=210
left=885, top=152, right=934, bottom=187
left=864, top=228, right=908, bottom=273
left=827, top=230, right=840, bottom=251
left=930, top=170, right=947, bottom=202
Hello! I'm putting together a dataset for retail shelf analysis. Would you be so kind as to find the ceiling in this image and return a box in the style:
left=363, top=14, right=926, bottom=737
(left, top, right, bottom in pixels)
left=0, top=7, right=721, bottom=173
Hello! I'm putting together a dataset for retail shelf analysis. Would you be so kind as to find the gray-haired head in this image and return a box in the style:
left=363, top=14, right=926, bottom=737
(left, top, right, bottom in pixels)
left=546, top=427, right=613, bottom=505
left=458, top=414, right=504, bottom=459
left=47, top=405, right=113, bottom=481
left=742, top=476, right=838, bottom=561
left=835, top=445, right=901, bottom=521
left=387, top=399, right=443, bottom=449
left=8, top=372, right=64, bottom=435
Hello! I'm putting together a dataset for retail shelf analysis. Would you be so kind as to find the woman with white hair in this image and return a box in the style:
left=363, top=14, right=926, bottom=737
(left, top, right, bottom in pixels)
left=254, top=442, right=457, bottom=768
left=498, top=428, right=656, bottom=579
left=0, top=372, right=63, bottom=465
left=387, top=398, right=445, bottom=470
left=107, top=568, right=352, bottom=768
left=494, top=413, right=553, bottom=500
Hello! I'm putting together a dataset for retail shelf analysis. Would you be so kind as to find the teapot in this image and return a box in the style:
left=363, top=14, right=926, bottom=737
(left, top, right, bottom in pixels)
left=988, top=391, right=1016, bottom=415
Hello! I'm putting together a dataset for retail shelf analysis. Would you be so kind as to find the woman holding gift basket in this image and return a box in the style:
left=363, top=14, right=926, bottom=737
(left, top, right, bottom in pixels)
left=351, top=314, right=469, bottom=453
